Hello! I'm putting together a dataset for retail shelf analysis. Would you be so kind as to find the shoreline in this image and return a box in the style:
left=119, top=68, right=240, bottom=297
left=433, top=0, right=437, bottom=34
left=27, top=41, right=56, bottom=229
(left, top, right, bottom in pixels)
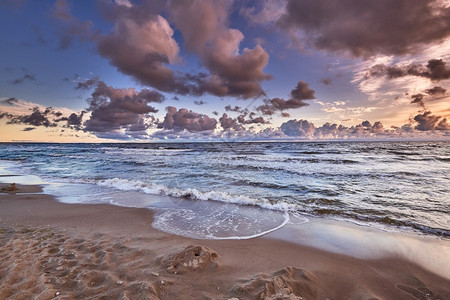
left=1, top=183, right=449, bottom=299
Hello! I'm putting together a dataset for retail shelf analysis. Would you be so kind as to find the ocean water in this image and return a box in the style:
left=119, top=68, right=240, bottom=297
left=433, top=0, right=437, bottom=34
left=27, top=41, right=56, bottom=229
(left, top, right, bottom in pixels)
left=0, top=141, right=449, bottom=239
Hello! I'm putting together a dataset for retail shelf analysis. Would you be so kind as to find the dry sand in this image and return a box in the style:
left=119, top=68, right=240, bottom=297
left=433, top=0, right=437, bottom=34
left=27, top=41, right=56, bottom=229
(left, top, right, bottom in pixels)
left=0, top=183, right=449, bottom=299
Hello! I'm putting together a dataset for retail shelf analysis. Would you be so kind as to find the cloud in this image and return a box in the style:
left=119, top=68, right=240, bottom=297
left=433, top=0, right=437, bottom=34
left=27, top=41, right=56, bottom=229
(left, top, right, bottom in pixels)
left=52, top=0, right=272, bottom=99
left=97, top=9, right=188, bottom=94
left=280, top=119, right=316, bottom=137
left=84, top=81, right=164, bottom=135
left=3, top=107, right=58, bottom=127
left=157, top=106, right=217, bottom=132
left=168, top=0, right=271, bottom=98
left=237, top=113, right=270, bottom=125
left=257, top=80, right=315, bottom=115
left=315, top=122, right=348, bottom=138
left=278, top=0, right=450, bottom=57
left=1, top=97, right=19, bottom=105
left=366, top=59, right=450, bottom=81
left=320, top=77, right=332, bottom=86
left=55, top=111, right=85, bottom=129
left=194, top=100, right=207, bottom=105
left=75, top=77, right=100, bottom=90
left=414, top=111, right=450, bottom=131
left=410, top=86, right=447, bottom=108
left=11, top=74, right=36, bottom=85
left=52, top=0, right=96, bottom=49
left=225, top=105, right=243, bottom=112
left=240, top=0, right=286, bottom=25
left=425, top=86, right=447, bottom=96
left=219, top=113, right=245, bottom=131
left=411, top=93, right=426, bottom=108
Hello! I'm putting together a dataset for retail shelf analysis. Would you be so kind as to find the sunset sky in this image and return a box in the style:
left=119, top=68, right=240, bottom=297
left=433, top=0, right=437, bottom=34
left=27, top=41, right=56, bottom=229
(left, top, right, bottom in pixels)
left=1, top=0, right=449, bottom=142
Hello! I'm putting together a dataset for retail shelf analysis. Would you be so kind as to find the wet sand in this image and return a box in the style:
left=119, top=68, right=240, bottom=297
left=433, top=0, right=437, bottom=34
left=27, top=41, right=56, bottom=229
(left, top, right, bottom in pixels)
left=1, top=183, right=449, bottom=299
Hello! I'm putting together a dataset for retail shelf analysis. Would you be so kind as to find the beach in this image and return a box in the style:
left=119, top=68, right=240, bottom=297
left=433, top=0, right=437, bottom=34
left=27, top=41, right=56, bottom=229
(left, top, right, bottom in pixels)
left=1, top=183, right=449, bottom=300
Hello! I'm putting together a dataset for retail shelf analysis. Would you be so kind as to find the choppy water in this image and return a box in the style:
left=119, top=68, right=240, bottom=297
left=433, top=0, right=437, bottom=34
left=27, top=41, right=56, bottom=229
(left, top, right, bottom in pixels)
left=0, top=141, right=449, bottom=239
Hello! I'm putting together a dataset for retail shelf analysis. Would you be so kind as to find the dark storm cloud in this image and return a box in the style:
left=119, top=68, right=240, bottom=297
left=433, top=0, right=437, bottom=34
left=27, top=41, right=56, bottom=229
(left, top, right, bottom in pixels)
left=425, top=86, right=447, bottom=96
left=157, top=106, right=217, bottom=132
left=414, top=111, right=450, bottom=131
left=84, top=81, right=163, bottom=134
left=278, top=0, right=450, bottom=57
left=366, top=59, right=450, bottom=81
left=257, top=81, right=315, bottom=115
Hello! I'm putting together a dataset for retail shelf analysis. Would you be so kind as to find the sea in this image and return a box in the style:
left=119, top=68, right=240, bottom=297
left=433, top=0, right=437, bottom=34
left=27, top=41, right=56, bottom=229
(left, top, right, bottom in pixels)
left=0, top=141, right=449, bottom=240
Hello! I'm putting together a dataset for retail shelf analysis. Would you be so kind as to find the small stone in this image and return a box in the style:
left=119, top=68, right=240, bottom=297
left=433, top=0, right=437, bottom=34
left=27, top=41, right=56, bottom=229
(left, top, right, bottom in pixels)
left=151, top=272, right=159, bottom=277
left=117, top=280, right=124, bottom=285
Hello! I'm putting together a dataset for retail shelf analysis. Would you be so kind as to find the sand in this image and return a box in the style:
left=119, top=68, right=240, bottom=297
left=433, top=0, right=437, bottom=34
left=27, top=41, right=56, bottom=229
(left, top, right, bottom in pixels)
left=0, top=183, right=449, bottom=300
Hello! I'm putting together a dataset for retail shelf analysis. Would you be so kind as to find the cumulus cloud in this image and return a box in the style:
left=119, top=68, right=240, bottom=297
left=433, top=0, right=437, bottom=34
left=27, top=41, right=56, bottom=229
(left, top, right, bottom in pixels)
left=97, top=11, right=188, bottom=94
left=278, top=0, right=450, bottom=57
left=55, top=111, right=86, bottom=130
left=280, top=119, right=316, bottom=137
left=414, top=111, right=450, bottom=131
left=257, top=80, right=315, bottom=115
left=84, top=81, right=164, bottom=135
left=157, top=106, right=217, bottom=132
left=168, top=0, right=271, bottom=98
left=219, top=113, right=245, bottom=131
left=78, top=0, right=271, bottom=99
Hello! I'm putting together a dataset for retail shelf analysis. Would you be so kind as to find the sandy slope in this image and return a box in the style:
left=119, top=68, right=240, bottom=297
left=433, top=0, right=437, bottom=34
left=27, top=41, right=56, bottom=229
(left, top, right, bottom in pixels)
left=0, top=183, right=449, bottom=299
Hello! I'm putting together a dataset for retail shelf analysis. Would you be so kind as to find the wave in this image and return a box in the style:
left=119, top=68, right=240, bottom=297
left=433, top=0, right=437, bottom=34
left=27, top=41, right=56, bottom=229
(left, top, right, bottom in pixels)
left=97, top=178, right=299, bottom=212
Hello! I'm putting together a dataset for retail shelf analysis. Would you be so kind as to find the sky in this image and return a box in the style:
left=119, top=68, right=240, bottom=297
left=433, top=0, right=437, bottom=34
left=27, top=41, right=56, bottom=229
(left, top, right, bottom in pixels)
left=0, top=0, right=449, bottom=142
